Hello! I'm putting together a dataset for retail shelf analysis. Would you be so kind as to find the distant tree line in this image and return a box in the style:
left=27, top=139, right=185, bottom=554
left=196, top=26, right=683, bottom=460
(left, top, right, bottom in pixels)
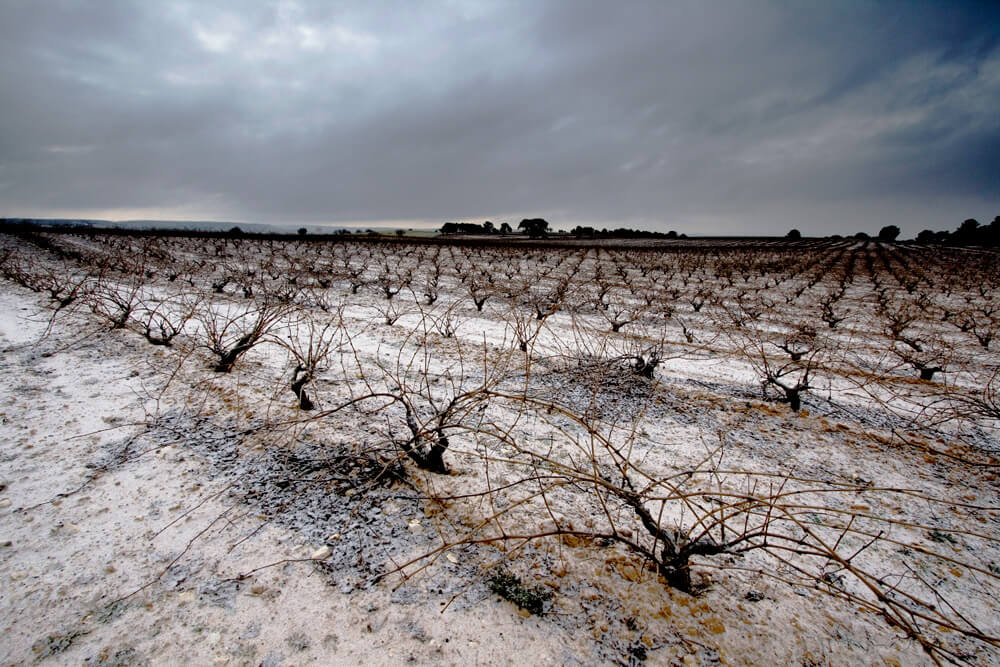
left=846, top=219, right=999, bottom=246
left=808, top=218, right=999, bottom=247
left=440, top=220, right=510, bottom=235
left=914, top=217, right=1000, bottom=247
left=6, top=215, right=998, bottom=247
left=570, top=226, right=686, bottom=240
left=438, top=220, right=526, bottom=236
left=437, top=219, right=689, bottom=240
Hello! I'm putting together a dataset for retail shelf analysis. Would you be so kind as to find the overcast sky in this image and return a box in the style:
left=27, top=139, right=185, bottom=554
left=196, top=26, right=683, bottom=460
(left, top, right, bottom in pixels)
left=1, top=1, right=997, bottom=235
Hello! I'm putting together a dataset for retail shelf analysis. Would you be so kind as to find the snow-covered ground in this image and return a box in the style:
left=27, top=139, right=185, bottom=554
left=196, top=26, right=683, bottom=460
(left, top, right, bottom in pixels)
left=1, top=233, right=998, bottom=665
left=0, top=285, right=593, bottom=665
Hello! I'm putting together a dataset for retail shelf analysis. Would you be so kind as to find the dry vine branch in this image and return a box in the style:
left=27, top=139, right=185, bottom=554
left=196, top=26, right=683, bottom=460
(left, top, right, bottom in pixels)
left=196, top=293, right=295, bottom=372
left=271, top=304, right=348, bottom=409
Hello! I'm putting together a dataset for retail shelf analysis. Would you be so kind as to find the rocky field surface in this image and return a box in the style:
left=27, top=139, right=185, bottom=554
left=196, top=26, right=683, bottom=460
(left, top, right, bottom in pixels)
left=1, top=232, right=999, bottom=665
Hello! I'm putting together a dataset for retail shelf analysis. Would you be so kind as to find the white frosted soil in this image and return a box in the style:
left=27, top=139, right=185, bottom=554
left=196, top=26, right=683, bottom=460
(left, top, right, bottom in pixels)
left=1, top=235, right=998, bottom=666
left=0, top=289, right=590, bottom=666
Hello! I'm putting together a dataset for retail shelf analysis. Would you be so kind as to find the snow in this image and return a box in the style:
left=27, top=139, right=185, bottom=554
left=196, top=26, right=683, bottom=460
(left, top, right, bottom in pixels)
left=1, top=233, right=998, bottom=664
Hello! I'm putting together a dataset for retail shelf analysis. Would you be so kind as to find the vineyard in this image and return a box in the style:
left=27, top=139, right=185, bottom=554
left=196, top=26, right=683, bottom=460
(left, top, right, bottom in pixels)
left=1, top=230, right=999, bottom=665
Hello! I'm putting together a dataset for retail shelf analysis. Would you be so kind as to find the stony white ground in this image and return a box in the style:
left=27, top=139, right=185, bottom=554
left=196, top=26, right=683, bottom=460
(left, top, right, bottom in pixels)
left=1, top=235, right=999, bottom=666
left=0, top=286, right=601, bottom=666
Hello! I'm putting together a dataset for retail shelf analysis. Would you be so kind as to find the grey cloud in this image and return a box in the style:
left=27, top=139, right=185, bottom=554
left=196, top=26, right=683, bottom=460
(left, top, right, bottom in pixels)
left=0, top=0, right=997, bottom=234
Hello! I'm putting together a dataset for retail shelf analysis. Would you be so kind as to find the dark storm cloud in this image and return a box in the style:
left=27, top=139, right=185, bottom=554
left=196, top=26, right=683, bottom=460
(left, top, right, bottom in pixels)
left=0, top=0, right=997, bottom=234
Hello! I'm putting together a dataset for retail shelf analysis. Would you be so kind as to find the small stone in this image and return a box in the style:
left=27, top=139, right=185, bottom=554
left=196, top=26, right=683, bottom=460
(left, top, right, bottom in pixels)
left=241, top=622, right=261, bottom=639
left=260, top=652, right=285, bottom=667
left=445, top=553, right=459, bottom=564
left=0, top=498, right=12, bottom=509
left=311, top=546, right=331, bottom=560
left=261, top=652, right=284, bottom=667
left=208, top=632, right=222, bottom=643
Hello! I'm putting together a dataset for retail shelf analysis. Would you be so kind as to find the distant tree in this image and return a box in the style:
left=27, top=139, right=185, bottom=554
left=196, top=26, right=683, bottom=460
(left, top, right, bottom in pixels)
left=948, top=219, right=979, bottom=245
left=297, top=227, right=307, bottom=236
left=916, top=229, right=937, bottom=244
left=786, top=229, right=802, bottom=240
left=988, top=216, right=1000, bottom=247
left=959, top=218, right=980, bottom=234
left=959, top=217, right=999, bottom=247
left=852, top=232, right=870, bottom=240
left=518, top=218, right=549, bottom=238
left=666, top=230, right=678, bottom=239
left=395, top=229, right=406, bottom=237
left=228, top=226, right=244, bottom=236
left=499, top=222, right=512, bottom=235
left=877, top=225, right=901, bottom=242
left=483, top=221, right=495, bottom=234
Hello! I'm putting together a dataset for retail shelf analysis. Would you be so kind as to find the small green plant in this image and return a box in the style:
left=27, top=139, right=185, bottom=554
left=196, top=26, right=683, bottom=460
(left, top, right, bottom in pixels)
left=487, top=569, right=552, bottom=616
left=31, top=629, right=86, bottom=659
left=927, top=530, right=958, bottom=545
